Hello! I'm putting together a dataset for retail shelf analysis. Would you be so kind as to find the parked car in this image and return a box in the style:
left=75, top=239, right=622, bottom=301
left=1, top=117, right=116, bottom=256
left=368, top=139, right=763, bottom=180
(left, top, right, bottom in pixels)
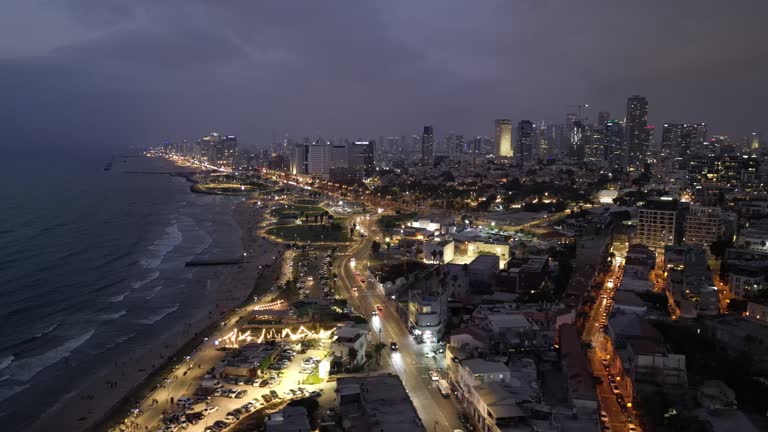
left=262, top=394, right=273, bottom=403
left=202, top=406, right=219, bottom=416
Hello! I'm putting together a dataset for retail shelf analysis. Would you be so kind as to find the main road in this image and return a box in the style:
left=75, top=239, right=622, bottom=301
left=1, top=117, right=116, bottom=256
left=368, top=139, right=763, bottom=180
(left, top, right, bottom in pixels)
left=332, top=214, right=463, bottom=432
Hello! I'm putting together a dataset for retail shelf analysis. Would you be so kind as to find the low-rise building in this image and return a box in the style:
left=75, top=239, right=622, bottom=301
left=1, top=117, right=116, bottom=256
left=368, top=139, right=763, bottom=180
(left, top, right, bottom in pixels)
left=266, top=406, right=310, bottom=432
left=423, top=238, right=455, bottom=264
left=736, top=220, right=768, bottom=252
left=330, top=324, right=368, bottom=367
left=684, top=205, right=723, bottom=246
left=407, top=289, right=448, bottom=342
left=559, top=324, right=598, bottom=409
left=336, top=375, right=424, bottom=432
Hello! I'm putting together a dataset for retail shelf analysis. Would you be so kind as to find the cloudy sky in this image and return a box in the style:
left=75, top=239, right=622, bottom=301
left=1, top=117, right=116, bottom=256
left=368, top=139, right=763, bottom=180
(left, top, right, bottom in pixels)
left=1, top=0, right=766, bottom=148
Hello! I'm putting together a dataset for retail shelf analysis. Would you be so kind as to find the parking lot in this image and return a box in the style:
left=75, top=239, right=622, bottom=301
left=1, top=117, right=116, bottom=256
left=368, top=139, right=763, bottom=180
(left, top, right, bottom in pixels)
left=155, top=346, right=330, bottom=432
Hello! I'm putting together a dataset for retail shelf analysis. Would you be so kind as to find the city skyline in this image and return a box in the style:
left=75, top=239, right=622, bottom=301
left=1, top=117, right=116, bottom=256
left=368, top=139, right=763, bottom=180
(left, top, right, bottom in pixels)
left=1, top=1, right=767, bottom=148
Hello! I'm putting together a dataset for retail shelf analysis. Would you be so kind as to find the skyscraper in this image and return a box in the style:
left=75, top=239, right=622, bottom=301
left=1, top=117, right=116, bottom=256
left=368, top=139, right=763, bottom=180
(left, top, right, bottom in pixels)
left=597, top=111, right=611, bottom=127
left=421, top=126, right=434, bottom=166
left=494, top=119, right=513, bottom=157
left=516, top=120, right=534, bottom=164
left=625, top=95, right=649, bottom=170
left=350, top=140, right=375, bottom=177
left=604, top=120, right=625, bottom=167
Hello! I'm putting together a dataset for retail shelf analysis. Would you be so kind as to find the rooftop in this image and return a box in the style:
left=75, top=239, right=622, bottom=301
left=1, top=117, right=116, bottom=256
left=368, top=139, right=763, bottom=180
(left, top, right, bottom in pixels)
left=337, top=375, right=424, bottom=432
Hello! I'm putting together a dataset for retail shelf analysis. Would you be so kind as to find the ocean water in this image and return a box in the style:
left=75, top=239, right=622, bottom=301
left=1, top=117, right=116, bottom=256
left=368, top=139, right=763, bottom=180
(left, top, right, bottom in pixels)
left=0, top=148, right=243, bottom=430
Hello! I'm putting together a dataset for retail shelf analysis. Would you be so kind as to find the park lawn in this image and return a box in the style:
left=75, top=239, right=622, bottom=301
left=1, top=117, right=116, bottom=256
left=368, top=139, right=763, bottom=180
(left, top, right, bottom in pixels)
left=294, top=198, right=321, bottom=205
left=271, top=204, right=327, bottom=217
left=266, top=220, right=350, bottom=243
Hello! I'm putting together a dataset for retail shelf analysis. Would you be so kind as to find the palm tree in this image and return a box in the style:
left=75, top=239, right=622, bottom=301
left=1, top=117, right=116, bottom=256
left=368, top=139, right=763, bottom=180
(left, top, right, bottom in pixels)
left=372, top=342, right=386, bottom=365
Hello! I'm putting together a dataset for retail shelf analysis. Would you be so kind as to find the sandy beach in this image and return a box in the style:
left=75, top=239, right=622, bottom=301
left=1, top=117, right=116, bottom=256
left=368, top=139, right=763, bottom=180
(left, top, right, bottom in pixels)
left=27, top=200, right=285, bottom=432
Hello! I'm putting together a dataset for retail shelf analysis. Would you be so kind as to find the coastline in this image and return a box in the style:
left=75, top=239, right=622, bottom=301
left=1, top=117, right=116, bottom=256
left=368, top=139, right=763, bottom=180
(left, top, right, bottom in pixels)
left=26, top=169, right=285, bottom=432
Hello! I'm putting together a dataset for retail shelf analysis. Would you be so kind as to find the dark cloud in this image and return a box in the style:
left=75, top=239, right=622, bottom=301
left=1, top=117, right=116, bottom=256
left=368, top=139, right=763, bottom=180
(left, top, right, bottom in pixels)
left=1, top=0, right=767, bottom=148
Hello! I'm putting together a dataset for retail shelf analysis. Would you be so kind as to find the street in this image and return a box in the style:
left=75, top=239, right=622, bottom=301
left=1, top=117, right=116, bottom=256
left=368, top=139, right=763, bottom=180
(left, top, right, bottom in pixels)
left=332, top=215, right=463, bottom=432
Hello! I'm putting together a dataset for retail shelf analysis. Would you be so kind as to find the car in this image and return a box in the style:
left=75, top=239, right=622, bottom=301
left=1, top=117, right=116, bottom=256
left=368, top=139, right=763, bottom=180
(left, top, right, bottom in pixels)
left=610, top=383, right=620, bottom=394
left=262, top=394, right=273, bottom=403
left=226, top=411, right=242, bottom=420
left=599, top=410, right=608, bottom=421
left=214, top=420, right=230, bottom=428
left=235, top=390, right=248, bottom=399
left=390, top=340, right=399, bottom=351
left=326, top=407, right=338, bottom=417
left=202, top=406, right=219, bottom=416
left=309, top=390, right=322, bottom=398
left=258, top=379, right=269, bottom=387
left=435, top=348, right=445, bottom=354
left=244, top=377, right=255, bottom=386
left=270, top=390, right=280, bottom=399
left=352, top=286, right=358, bottom=292
left=360, top=278, right=366, bottom=283
left=627, top=426, right=637, bottom=432
left=371, top=310, right=378, bottom=316
left=429, top=370, right=440, bottom=381
left=376, top=304, right=383, bottom=311
left=425, top=351, right=436, bottom=358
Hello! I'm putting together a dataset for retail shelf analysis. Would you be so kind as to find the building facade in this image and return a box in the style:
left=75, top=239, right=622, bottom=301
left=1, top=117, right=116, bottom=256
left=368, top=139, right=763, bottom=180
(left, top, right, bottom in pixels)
left=494, top=119, right=513, bottom=158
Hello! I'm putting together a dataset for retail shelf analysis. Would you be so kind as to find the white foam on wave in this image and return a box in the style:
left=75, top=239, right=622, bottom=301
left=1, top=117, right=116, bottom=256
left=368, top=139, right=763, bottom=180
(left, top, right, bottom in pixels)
left=140, top=223, right=182, bottom=269
left=2, top=329, right=95, bottom=382
left=139, top=305, right=178, bottom=325
left=99, top=311, right=126, bottom=321
left=0, top=356, right=13, bottom=372
left=131, top=271, right=160, bottom=289
left=0, top=384, right=30, bottom=403
left=144, top=285, right=162, bottom=300
left=108, top=291, right=129, bottom=303
left=34, top=322, right=60, bottom=338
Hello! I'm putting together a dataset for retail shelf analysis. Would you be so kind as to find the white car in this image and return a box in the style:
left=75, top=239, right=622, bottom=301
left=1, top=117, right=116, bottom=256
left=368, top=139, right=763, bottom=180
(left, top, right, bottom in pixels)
left=201, top=406, right=219, bottom=416
left=425, top=351, right=436, bottom=358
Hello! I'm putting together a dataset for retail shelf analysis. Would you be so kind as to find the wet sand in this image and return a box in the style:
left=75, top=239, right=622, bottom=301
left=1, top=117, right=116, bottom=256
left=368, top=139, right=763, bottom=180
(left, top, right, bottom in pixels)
left=27, top=201, right=285, bottom=432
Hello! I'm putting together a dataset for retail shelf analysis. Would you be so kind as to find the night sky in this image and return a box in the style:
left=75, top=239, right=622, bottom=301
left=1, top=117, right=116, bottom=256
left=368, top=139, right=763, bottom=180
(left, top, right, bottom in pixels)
left=1, top=0, right=766, bottom=148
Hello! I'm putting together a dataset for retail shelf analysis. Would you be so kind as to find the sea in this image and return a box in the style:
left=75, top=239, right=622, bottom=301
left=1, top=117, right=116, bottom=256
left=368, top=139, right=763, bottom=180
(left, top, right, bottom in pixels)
left=0, top=148, right=243, bottom=430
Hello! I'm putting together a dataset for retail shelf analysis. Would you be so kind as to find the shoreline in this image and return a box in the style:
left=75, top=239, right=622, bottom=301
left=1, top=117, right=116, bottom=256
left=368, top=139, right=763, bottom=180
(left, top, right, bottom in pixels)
left=26, top=164, right=286, bottom=432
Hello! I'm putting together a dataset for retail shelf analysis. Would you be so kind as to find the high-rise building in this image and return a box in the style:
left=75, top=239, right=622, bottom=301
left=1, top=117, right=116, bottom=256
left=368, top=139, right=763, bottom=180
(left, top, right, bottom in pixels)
left=584, top=124, right=603, bottom=161
left=494, top=119, right=514, bottom=157
left=684, top=205, right=723, bottom=246
left=565, top=113, right=577, bottom=155
left=603, top=120, right=627, bottom=168
left=625, top=95, right=649, bottom=170
left=637, top=197, right=680, bottom=250
left=597, top=111, right=611, bottom=127
left=349, top=140, right=375, bottom=177
left=454, top=134, right=465, bottom=154
left=290, top=143, right=330, bottom=176
left=307, top=143, right=330, bottom=176
left=330, top=144, right=349, bottom=168
left=537, top=122, right=553, bottom=158
left=421, top=126, right=434, bottom=166
left=516, top=120, right=534, bottom=164
left=661, top=123, right=684, bottom=161
left=570, top=121, right=586, bottom=160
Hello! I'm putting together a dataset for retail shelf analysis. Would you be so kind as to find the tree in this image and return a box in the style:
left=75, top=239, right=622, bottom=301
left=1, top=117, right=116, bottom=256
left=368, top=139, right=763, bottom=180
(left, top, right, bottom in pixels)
left=709, top=238, right=733, bottom=261
left=347, top=347, right=359, bottom=366
left=372, top=342, right=386, bottom=365
left=431, top=249, right=438, bottom=262
left=371, top=240, right=381, bottom=254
